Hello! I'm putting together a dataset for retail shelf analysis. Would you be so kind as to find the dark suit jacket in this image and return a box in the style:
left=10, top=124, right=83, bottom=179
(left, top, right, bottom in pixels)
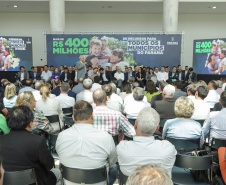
left=100, top=71, right=112, bottom=82
left=30, top=71, right=41, bottom=81
left=150, top=93, right=163, bottom=109
left=17, top=70, right=29, bottom=81
left=185, top=72, right=197, bottom=82
left=174, top=89, right=187, bottom=99
left=51, top=86, right=76, bottom=100
left=61, top=72, right=72, bottom=82
left=124, top=72, right=136, bottom=82
left=0, top=130, right=56, bottom=185
left=69, top=71, right=75, bottom=80
left=177, top=71, right=186, bottom=81
left=155, top=98, right=176, bottom=119
left=169, top=72, right=179, bottom=81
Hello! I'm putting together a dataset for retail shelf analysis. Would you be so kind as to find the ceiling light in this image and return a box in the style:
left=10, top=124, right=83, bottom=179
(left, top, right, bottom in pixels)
left=212, top=6, right=216, bottom=9
left=14, top=5, right=17, bottom=8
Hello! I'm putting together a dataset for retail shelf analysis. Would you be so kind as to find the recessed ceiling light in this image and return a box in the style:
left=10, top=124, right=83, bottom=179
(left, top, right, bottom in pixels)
left=213, top=6, right=216, bottom=9
left=14, top=5, right=17, bottom=8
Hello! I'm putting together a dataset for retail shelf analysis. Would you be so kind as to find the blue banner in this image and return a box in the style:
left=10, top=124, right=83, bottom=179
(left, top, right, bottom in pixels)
left=0, top=36, right=32, bottom=71
left=193, top=38, right=226, bottom=75
left=46, top=34, right=181, bottom=70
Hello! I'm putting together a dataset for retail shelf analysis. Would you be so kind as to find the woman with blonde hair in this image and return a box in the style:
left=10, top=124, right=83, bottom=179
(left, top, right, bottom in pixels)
left=162, top=96, right=204, bottom=146
left=15, top=91, right=54, bottom=134
left=3, top=83, right=17, bottom=108
left=35, top=85, right=63, bottom=131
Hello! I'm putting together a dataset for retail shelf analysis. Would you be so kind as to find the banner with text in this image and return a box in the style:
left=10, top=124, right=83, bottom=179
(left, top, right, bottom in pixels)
left=46, top=34, right=181, bottom=70
left=193, top=38, right=226, bottom=75
left=0, top=36, right=32, bottom=71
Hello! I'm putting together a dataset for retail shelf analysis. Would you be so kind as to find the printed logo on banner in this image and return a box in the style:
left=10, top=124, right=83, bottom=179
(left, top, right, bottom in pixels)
left=26, top=38, right=31, bottom=44
left=167, top=37, right=178, bottom=45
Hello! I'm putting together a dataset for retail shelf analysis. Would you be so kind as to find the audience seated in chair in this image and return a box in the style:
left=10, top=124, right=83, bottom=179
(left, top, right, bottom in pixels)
left=71, top=78, right=84, bottom=94
left=3, top=83, right=17, bottom=108
left=36, top=85, right=63, bottom=132
left=124, top=87, right=151, bottom=120
left=55, top=82, right=75, bottom=108
left=205, top=80, right=220, bottom=108
left=162, top=97, right=204, bottom=146
left=151, top=81, right=167, bottom=109
left=91, top=76, right=102, bottom=92
left=127, top=164, right=173, bottom=185
left=154, top=84, right=176, bottom=119
left=203, top=90, right=226, bottom=143
left=144, top=80, right=160, bottom=103
left=76, top=78, right=93, bottom=105
left=119, top=82, right=132, bottom=101
left=191, top=86, right=211, bottom=120
left=56, top=100, right=117, bottom=185
left=173, top=81, right=187, bottom=99
left=0, top=106, right=61, bottom=185
left=18, top=79, right=35, bottom=94
left=117, top=107, right=176, bottom=177
left=32, top=80, right=44, bottom=101
left=15, top=91, right=54, bottom=134
left=93, top=89, right=135, bottom=139
left=186, top=83, right=197, bottom=103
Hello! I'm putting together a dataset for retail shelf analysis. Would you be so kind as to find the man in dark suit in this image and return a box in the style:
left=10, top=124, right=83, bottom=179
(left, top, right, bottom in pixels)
left=124, top=67, right=136, bottom=82
left=154, top=84, right=176, bottom=119
left=68, top=66, right=75, bottom=81
left=100, top=67, right=112, bottom=84
left=185, top=67, right=197, bottom=84
left=17, top=66, right=29, bottom=81
left=61, top=67, right=71, bottom=82
left=151, top=81, right=167, bottom=108
left=29, top=67, right=41, bottom=82
left=177, top=65, right=186, bottom=82
left=169, top=66, right=179, bottom=83
left=0, top=106, right=61, bottom=185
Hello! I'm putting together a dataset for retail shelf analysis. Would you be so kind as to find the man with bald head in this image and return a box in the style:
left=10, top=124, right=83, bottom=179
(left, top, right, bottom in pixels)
left=93, top=89, right=135, bottom=140
left=76, top=55, right=86, bottom=79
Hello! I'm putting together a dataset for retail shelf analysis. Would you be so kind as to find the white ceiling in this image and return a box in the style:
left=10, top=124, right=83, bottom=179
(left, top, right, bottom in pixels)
left=0, top=1, right=225, bottom=14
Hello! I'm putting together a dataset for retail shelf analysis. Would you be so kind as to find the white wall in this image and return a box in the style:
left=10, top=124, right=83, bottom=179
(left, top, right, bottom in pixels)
left=0, top=12, right=225, bottom=69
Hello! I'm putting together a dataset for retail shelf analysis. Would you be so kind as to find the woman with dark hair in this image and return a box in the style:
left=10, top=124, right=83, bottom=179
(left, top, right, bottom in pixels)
left=51, top=67, right=61, bottom=80
left=145, top=80, right=160, bottom=102
left=136, top=67, right=145, bottom=88
left=120, top=82, right=132, bottom=101
left=146, top=68, right=156, bottom=81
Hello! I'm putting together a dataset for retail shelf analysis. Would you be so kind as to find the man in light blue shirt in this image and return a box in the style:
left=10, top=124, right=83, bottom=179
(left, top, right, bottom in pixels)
left=117, top=107, right=176, bottom=178
left=203, top=91, right=226, bottom=142
left=18, top=79, right=35, bottom=94
left=41, top=65, right=52, bottom=82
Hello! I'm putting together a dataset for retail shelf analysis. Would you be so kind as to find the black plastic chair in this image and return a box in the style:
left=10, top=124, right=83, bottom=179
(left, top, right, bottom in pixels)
left=62, top=107, right=73, bottom=116
left=3, top=168, right=38, bottom=185
left=172, top=153, right=213, bottom=185
left=60, top=164, right=108, bottom=184
left=128, top=119, right=136, bottom=126
left=118, top=167, right=128, bottom=185
left=159, top=118, right=168, bottom=127
left=46, top=115, right=61, bottom=131
left=211, top=138, right=226, bottom=150
left=195, top=119, right=205, bottom=126
left=64, top=116, right=74, bottom=127
left=49, top=133, right=59, bottom=159
left=166, top=137, right=200, bottom=151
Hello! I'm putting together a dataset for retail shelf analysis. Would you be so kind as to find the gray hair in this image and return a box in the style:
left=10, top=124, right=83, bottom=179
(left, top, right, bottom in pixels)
left=83, top=78, right=92, bottom=89
left=61, top=82, right=70, bottom=92
left=93, top=89, right=107, bottom=105
left=151, top=76, right=158, bottom=85
left=217, top=80, right=223, bottom=88
left=137, top=107, right=160, bottom=136
left=159, top=81, right=168, bottom=92
left=133, top=87, right=145, bottom=101
left=163, top=84, right=175, bottom=98
left=127, top=164, right=173, bottom=185
left=35, top=80, right=44, bottom=90
left=175, top=97, right=194, bottom=118
left=132, top=82, right=140, bottom=90
left=109, top=82, right=117, bottom=93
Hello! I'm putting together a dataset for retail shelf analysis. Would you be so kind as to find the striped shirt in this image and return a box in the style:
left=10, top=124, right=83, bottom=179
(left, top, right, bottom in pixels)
left=93, top=106, right=135, bottom=138
left=203, top=108, right=226, bottom=141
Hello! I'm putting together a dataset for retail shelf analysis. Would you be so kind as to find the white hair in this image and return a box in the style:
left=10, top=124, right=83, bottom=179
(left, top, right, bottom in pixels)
left=163, top=84, right=175, bottom=98
left=137, top=107, right=160, bottom=136
left=151, top=76, right=157, bottom=85
left=217, top=80, right=223, bottom=88
left=109, top=82, right=117, bottom=93
left=83, top=78, right=92, bottom=89
left=133, top=87, right=144, bottom=101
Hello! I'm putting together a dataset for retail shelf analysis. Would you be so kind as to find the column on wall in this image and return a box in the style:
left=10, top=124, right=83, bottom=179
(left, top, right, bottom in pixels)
left=163, top=0, right=179, bottom=32
left=49, top=0, right=65, bottom=32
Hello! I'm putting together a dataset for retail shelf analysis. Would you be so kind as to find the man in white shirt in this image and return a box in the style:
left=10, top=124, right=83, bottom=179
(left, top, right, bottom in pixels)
left=76, top=78, right=93, bottom=104
left=117, top=107, right=176, bottom=177
left=91, top=76, right=102, bottom=92
left=114, top=67, right=124, bottom=81
left=109, top=82, right=123, bottom=109
left=124, top=87, right=151, bottom=119
left=187, top=83, right=197, bottom=103
left=222, top=77, right=226, bottom=91
left=191, top=86, right=211, bottom=120
left=41, top=65, right=52, bottom=82
left=124, top=82, right=147, bottom=107
left=56, top=101, right=117, bottom=185
left=205, top=80, right=220, bottom=108
left=55, top=82, right=75, bottom=109
left=157, top=66, right=168, bottom=82
left=32, top=80, right=44, bottom=101
left=88, top=67, right=99, bottom=81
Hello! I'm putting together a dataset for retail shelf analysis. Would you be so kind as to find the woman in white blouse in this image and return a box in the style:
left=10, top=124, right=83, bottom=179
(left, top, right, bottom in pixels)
left=35, top=85, right=63, bottom=131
